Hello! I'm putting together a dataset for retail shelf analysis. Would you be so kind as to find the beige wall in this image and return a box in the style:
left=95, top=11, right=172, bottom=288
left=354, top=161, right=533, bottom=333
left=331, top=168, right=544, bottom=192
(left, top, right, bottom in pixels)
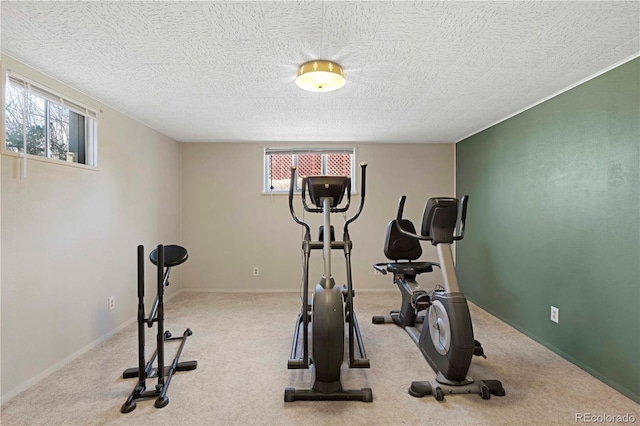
left=180, top=143, right=455, bottom=293
left=0, top=56, right=182, bottom=400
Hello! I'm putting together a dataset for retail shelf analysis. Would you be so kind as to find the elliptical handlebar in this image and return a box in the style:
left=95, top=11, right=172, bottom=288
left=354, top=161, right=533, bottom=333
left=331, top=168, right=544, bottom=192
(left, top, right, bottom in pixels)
left=288, top=166, right=311, bottom=236
left=300, top=175, right=311, bottom=212
left=344, top=163, right=367, bottom=233
left=395, top=194, right=469, bottom=242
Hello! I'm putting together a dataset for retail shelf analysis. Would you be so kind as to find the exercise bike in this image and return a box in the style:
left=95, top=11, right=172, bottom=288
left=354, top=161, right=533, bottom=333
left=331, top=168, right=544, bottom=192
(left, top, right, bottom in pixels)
left=285, top=163, right=372, bottom=402
left=372, top=196, right=505, bottom=401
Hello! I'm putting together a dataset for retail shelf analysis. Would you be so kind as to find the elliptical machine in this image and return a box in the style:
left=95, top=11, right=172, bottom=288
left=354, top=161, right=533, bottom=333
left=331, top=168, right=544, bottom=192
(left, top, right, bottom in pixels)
left=372, top=196, right=504, bottom=401
left=285, top=163, right=372, bottom=403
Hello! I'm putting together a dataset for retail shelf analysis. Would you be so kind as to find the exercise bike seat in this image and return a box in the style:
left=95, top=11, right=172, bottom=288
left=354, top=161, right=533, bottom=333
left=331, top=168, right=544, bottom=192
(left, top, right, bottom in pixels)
left=386, top=261, right=435, bottom=275
left=149, top=245, right=189, bottom=268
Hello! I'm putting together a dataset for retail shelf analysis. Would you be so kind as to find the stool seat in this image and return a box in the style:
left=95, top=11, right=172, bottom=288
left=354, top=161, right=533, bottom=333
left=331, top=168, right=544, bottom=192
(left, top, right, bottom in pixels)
left=386, top=261, right=435, bottom=276
left=150, top=245, right=189, bottom=268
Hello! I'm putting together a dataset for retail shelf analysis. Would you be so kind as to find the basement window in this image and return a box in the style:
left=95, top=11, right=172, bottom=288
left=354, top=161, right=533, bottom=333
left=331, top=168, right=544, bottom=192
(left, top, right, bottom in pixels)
left=4, top=71, right=98, bottom=167
left=264, top=147, right=355, bottom=193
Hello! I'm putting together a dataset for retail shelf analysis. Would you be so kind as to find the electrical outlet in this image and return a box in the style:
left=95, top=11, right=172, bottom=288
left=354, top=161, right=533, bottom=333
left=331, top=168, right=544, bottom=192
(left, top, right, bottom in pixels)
left=108, top=296, right=116, bottom=311
left=550, top=306, right=559, bottom=323
left=253, top=267, right=259, bottom=276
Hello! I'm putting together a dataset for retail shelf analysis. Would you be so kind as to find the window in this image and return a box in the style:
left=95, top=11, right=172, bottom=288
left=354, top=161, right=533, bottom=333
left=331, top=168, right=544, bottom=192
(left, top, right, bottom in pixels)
left=264, top=148, right=355, bottom=193
left=4, top=71, right=98, bottom=167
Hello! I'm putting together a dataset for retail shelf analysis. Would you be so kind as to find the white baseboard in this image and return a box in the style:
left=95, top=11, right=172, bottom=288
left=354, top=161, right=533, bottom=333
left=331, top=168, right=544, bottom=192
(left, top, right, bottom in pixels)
left=183, top=287, right=301, bottom=293
left=181, top=287, right=395, bottom=293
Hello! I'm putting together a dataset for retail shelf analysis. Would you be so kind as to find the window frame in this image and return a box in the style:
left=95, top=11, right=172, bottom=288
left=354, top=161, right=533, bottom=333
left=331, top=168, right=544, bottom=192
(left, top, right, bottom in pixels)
left=263, top=147, right=356, bottom=194
left=3, top=70, right=99, bottom=169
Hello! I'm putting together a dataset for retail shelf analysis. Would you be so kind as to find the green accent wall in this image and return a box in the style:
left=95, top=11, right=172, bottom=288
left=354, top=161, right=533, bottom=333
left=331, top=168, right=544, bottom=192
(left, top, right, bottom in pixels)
left=456, top=58, right=639, bottom=402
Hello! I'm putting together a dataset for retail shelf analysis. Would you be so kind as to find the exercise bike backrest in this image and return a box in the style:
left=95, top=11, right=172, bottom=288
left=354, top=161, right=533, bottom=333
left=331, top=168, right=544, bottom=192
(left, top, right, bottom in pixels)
left=395, top=195, right=469, bottom=246
left=288, top=163, right=368, bottom=233
left=384, top=219, right=422, bottom=262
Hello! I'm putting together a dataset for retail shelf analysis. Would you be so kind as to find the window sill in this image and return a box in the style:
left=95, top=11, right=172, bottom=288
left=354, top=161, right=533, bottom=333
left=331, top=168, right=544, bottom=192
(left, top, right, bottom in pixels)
left=1, top=150, right=99, bottom=171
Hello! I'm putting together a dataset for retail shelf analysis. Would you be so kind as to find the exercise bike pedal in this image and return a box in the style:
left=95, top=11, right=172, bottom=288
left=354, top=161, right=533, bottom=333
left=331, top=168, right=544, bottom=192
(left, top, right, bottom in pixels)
left=414, top=300, right=431, bottom=312
left=410, top=292, right=431, bottom=312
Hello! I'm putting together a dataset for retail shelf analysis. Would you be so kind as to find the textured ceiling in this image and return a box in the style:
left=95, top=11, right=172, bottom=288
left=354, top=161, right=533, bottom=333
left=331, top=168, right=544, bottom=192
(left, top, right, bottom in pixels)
left=1, top=1, right=639, bottom=143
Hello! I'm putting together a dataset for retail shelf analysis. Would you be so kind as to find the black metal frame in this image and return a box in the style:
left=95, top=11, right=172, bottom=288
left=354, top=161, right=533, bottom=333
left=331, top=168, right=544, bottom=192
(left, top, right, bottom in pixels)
left=121, top=245, right=197, bottom=413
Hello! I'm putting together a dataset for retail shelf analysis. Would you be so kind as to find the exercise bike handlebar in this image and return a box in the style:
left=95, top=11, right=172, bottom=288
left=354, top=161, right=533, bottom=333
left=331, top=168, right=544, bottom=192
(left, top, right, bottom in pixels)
left=395, top=194, right=469, bottom=242
left=457, top=195, right=469, bottom=241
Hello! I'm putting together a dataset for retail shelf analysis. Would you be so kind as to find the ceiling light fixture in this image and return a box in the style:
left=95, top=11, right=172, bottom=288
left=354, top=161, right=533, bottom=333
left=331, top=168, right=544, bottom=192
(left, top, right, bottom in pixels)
left=295, top=60, right=345, bottom=93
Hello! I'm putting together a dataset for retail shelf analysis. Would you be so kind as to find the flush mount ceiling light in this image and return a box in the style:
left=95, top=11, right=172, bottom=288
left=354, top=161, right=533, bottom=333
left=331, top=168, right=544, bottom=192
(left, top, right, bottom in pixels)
left=295, top=60, right=345, bottom=93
